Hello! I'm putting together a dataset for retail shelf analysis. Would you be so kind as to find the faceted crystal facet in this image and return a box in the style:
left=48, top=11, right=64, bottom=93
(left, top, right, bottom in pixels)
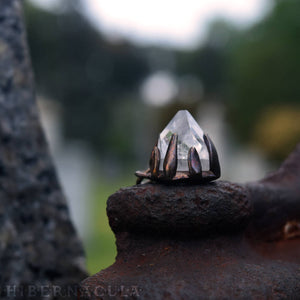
left=158, top=110, right=210, bottom=171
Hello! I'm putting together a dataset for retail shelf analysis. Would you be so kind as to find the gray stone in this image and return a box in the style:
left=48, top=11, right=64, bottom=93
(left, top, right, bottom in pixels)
left=0, top=1, right=87, bottom=298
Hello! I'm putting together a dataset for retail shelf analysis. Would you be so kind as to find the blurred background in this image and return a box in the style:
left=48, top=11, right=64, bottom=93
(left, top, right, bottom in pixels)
left=24, top=0, right=300, bottom=275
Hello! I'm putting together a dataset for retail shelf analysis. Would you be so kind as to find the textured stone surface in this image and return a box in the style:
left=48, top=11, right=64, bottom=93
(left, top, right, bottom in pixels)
left=0, top=1, right=87, bottom=298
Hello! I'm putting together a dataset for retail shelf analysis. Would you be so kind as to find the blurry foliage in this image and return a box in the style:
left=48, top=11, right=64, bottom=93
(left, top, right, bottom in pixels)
left=24, top=2, right=149, bottom=161
left=25, top=0, right=300, bottom=161
left=86, top=176, right=133, bottom=274
left=175, top=44, right=225, bottom=97
left=175, top=20, right=238, bottom=97
left=227, top=0, right=300, bottom=159
left=253, top=105, right=300, bottom=161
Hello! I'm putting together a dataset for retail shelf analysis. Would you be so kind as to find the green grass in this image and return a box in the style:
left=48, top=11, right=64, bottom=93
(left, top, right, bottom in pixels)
left=84, top=176, right=134, bottom=275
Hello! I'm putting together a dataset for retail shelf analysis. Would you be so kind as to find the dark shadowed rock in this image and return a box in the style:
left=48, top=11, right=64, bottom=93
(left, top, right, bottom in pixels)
left=0, top=1, right=87, bottom=298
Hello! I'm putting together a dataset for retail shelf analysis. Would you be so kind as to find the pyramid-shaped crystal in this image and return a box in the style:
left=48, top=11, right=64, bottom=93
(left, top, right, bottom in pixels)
left=158, top=110, right=210, bottom=171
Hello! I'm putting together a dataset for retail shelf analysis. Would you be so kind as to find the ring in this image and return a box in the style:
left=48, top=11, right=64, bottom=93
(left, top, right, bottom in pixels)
left=135, top=110, right=221, bottom=184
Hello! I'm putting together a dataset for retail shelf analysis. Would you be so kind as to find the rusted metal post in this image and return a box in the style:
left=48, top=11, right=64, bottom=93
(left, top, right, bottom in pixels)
left=80, top=144, right=300, bottom=299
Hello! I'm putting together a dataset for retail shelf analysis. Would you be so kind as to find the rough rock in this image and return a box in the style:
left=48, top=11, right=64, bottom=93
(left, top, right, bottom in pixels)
left=0, top=1, right=87, bottom=299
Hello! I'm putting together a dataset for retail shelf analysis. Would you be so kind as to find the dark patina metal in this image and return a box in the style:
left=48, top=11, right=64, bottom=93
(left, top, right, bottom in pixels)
left=135, top=132, right=221, bottom=184
left=163, top=133, right=178, bottom=179
left=80, top=143, right=300, bottom=299
left=188, top=146, right=202, bottom=176
left=149, top=146, right=160, bottom=179
left=204, top=133, right=220, bottom=178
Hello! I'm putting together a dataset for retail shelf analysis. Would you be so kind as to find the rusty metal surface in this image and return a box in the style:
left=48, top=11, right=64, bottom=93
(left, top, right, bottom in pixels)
left=107, top=181, right=250, bottom=237
left=81, top=144, right=300, bottom=299
left=246, top=143, right=300, bottom=242
left=81, top=235, right=300, bottom=299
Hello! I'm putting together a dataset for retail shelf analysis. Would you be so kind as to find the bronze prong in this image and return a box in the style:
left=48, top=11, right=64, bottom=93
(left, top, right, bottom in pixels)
left=149, top=146, right=160, bottom=178
left=204, top=134, right=221, bottom=178
left=163, top=133, right=178, bottom=179
left=188, top=147, right=202, bottom=176
left=136, top=177, right=143, bottom=184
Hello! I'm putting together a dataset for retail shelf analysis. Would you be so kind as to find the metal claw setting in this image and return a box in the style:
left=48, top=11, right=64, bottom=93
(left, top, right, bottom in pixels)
left=135, top=132, right=221, bottom=184
left=188, top=147, right=202, bottom=177
left=163, top=133, right=178, bottom=179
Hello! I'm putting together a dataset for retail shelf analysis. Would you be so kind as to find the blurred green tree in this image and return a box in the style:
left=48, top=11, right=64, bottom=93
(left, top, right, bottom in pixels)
left=24, top=2, right=149, bottom=162
left=175, top=20, right=238, bottom=98
left=227, top=0, right=300, bottom=160
left=25, top=0, right=300, bottom=164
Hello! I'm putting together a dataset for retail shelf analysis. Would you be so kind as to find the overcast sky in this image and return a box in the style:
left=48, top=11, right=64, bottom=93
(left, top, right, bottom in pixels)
left=29, top=0, right=271, bottom=49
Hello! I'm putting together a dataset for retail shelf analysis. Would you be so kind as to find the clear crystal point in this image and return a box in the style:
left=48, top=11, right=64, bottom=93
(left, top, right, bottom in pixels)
left=158, top=110, right=210, bottom=171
